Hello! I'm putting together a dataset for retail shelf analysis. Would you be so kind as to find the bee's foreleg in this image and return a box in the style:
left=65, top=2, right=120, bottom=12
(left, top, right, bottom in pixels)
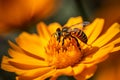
left=62, top=37, right=65, bottom=46
left=57, top=37, right=60, bottom=42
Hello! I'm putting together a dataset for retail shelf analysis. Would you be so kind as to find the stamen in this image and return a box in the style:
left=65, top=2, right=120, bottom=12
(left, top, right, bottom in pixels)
left=46, top=37, right=83, bottom=69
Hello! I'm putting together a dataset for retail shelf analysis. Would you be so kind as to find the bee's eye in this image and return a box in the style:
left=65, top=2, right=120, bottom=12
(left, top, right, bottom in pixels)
left=56, top=28, right=61, bottom=31
left=62, top=27, right=68, bottom=32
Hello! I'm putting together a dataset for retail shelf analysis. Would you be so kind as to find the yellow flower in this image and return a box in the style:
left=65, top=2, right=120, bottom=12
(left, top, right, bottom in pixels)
left=1, top=17, right=120, bottom=80
left=0, top=0, right=58, bottom=34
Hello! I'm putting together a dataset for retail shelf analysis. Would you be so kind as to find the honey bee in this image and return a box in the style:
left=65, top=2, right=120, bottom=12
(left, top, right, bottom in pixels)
left=53, top=21, right=90, bottom=47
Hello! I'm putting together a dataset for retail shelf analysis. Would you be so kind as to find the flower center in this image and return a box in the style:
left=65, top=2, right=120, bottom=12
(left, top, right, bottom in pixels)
left=45, top=37, right=83, bottom=69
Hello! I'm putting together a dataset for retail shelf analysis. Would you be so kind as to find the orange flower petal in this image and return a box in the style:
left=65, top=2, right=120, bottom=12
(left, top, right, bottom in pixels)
left=17, top=67, right=53, bottom=79
left=16, top=32, right=45, bottom=47
left=111, top=46, right=120, bottom=52
left=8, top=40, right=23, bottom=52
left=37, top=22, right=50, bottom=40
left=16, top=32, right=47, bottom=59
left=8, top=49, right=25, bottom=58
left=48, top=22, right=61, bottom=34
left=83, top=44, right=114, bottom=64
left=80, top=65, right=97, bottom=79
left=64, top=16, right=83, bottom=27
left=92, top=23, right=120, bottom=47
left=105, top=37, right=120, bottom=48
left=20, top=32, right=41, bottom=43
left=84, top=18, right=99, bottom=38
left=8, top=60, right=48, bottom=70
left=1, top=56, right=26, bottom=75
left=73, top=64, right=85, bottom=75
left=8, top=49, right=48, bottom=68
left=34, top=69, right=56, bottom=80
left=50, top=66, right=74, bottom=80
left=87, top=19, right=104, bottom=44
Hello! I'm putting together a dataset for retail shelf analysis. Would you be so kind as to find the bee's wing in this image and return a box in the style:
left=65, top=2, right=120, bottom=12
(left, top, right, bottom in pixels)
left=82, top=21, right=90, bottom=27
left=68, top=21, right=90, bottom=30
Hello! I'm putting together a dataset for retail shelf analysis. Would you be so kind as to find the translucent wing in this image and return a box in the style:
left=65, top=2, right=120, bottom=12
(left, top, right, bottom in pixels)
left=64, top=21, right=90, bottom=30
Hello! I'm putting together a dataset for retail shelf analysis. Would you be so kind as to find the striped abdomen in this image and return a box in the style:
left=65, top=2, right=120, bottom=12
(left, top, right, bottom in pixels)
left=71, top=28, right=88, bottom=44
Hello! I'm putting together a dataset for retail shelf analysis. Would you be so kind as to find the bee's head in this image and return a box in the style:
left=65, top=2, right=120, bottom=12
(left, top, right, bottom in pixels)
left=56, top=28, right=61, bottom=32
left=54, top=28, right=61, bottom=37
left=62, top=27, right=69, bottom=32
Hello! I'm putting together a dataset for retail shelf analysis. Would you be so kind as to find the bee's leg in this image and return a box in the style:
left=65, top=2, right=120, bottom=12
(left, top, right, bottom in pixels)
left=62, top=33, right=70, bottom=45
left=86, top=44, right=92, bottom=48
left=57, top=37, right=60, bottom=42
left=62, top=37, right=66, bottom=46
left=71, top=36, right=81, bottom=50
left=52, top=33, right=60, bottom=43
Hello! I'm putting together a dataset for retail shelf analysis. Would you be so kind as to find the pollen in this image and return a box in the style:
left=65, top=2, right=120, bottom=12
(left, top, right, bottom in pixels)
left=45, top=36, right=83, bottom=69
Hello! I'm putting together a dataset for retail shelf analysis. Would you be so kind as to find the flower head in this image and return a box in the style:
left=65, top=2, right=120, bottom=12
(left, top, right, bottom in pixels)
left=0, top=0, right=58, bottom=34
left=1, top=17, right=120, bottom=80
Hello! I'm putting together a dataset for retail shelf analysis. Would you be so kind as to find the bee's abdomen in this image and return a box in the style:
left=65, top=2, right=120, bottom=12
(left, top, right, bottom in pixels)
left=72, top=29, right=88, bottom=44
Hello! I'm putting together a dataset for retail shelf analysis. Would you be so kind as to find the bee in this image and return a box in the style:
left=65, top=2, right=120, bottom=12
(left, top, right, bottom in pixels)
left=53, top=21, right=90, bottom=47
